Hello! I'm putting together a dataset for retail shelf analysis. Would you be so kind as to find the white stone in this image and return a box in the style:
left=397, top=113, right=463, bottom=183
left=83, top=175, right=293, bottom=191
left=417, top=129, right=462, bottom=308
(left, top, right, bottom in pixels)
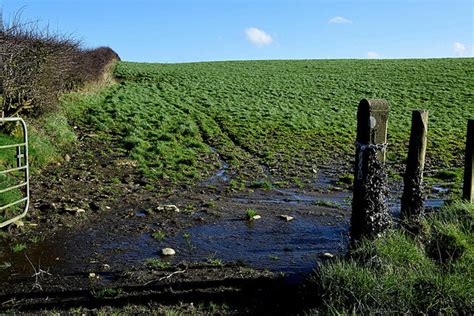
left=251, top=215, right=261, bottom=220
left=157, top=205, right=180, bottom=212
left=65, top=207, right=86, bottom=215
left=165, top=205, right=180, bottom=212
left=319, top=252, right=334, bottom=259
left=161, top=248, right=176, bottom=256
left=279, top=215, right=294, bottom=221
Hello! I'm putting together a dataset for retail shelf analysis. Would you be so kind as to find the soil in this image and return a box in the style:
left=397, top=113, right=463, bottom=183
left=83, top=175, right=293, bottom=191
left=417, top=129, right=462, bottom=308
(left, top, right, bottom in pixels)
left=0, top=126, right=448, bottom=314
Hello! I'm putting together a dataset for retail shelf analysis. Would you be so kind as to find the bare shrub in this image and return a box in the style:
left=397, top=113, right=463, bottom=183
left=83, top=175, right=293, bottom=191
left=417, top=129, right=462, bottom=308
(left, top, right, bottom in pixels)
left=0, top=13, right=119, bottom=119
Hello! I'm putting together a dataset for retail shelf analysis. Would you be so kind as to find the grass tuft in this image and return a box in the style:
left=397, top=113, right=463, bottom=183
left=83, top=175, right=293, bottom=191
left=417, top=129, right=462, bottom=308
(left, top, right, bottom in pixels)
left=245, top=208, right=258, bottom=220
left=311, top=201, right=474, bottom=314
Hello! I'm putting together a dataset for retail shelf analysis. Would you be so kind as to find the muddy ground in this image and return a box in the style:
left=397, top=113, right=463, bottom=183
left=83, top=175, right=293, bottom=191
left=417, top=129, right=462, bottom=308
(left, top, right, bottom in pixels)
left=0, top=126, right=449, bottom=314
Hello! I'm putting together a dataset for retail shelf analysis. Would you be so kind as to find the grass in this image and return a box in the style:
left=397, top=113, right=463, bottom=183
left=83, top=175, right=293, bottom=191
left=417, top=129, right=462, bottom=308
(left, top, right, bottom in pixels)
left=54, top=58, right=472, bottom=188
left=245, top=208, right=258, bottom=220
left=92, top=287, right=123, bottom=299
left=152, top=230, right=166, bottom=241
left=11, top=243, right=27, bottom=253
left=145, top=258, right=171, bottom=269
left=310, top=201, right=474, bottom=314
left=207, top=258, right=224, bottom=266
left=63, top=302, right=229, bottom=315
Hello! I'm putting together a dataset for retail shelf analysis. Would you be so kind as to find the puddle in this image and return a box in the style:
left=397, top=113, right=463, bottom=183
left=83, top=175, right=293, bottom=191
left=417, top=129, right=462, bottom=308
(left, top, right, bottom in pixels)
left=231, top=189, right=351, bottom=209
left=0, top=173, right=448, bottom=288
left=98, top=233, right=157, bottom=266
left=388, top=196, right=445, bottom=217
left=203, top=147, right=229, bottom=184
left=312, top=171, right=335, bottom=190
left=135, top=211, right=147, bottom=217
left=164, top=215, right=349, bottom=275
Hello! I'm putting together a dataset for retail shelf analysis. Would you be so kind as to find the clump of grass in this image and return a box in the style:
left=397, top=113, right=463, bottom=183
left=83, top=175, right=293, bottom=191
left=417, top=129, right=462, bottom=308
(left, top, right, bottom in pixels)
left=248, top=179, right=273, bottom=189
left=92, top=287, right=123, bottom=299
left=336, top=173, right=353, bottom=186
left=11, top=243, right=27, bottom=253
left=434, top=169, right=463, bottom=181
left=145, top=258, right=170, bottom=269
left=310, top=201, right=473, bottom=314
left=246, top=208, right=258, bottom=220
left=207, top=258, right=223, bottom=266
left=152, top=230, right=166, bottom=241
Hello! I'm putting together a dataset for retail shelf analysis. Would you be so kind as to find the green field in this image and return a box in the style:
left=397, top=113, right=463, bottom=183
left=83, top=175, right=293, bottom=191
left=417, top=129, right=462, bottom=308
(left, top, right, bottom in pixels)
left=64, top=58, right=472, bottom=186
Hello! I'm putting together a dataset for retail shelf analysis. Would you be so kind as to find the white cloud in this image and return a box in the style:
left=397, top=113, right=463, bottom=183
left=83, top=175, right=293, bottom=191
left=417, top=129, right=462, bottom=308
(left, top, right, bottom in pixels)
left=329, top=16, right=352, bottom=24
left=245, top=27, right=273, bottom=47
left=367, top=51, right=380, bottom=59
left=453, top=41, right=466, bottom=57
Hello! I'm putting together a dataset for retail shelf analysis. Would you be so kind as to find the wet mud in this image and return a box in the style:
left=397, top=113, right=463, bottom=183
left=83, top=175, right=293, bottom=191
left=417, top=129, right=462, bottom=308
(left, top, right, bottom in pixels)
left=0, top=133, right=450, bottom=312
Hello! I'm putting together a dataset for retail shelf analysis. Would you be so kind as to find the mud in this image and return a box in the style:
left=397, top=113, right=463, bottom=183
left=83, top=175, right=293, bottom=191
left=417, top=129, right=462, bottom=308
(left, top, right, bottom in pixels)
left=0, top=129, right=450, bottom=313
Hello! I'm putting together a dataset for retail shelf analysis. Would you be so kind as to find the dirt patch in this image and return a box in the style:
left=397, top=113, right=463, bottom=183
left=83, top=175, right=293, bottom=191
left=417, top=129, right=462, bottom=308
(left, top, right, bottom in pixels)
left=0, top=127, right=449, bottom=313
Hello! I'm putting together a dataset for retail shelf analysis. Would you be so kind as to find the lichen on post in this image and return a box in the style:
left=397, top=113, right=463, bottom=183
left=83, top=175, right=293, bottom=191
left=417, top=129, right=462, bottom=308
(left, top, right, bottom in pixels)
left=401, top=110, right=429, bottom=219
left=350, top=99, right=391, bottom=243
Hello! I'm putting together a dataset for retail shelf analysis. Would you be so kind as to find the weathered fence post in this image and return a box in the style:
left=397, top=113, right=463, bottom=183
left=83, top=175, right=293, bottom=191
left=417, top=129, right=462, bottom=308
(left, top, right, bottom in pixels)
left=350, top=99, right=391, bottom=242
left=401, top=110, right=429, bottom=219
left=463, top=119, right=474, bottom=203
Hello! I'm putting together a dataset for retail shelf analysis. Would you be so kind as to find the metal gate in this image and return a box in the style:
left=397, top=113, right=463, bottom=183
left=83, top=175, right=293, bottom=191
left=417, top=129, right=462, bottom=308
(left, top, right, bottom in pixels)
left=0, top=117, right=29, bottom=228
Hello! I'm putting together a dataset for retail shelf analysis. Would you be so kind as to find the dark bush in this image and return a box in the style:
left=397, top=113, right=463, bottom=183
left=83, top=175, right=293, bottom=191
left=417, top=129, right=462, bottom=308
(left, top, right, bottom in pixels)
left=0, top=14, right=119, bottom=119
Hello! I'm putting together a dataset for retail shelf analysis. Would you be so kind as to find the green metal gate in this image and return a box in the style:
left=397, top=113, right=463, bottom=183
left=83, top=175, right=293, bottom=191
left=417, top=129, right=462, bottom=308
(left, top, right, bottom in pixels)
left=0, top=117, right=29, bottom=228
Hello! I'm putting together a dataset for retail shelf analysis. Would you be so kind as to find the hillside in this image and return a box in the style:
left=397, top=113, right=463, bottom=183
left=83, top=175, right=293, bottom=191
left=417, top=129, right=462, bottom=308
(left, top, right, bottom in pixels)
left=67, top=58, right=473, bottom=188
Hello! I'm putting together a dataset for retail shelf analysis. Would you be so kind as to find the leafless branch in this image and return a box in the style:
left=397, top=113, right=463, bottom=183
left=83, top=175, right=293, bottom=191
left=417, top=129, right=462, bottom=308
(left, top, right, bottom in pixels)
left=25, top=254, right=51, bottom=291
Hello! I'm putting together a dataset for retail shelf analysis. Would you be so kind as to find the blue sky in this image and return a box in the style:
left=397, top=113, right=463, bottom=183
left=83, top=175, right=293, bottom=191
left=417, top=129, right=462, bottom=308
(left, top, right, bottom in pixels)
left=1, top=0, right=472, bottom=62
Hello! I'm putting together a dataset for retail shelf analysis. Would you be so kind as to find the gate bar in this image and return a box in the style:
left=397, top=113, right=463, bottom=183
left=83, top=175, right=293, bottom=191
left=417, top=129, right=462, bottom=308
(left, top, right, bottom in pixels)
left=0, top=117, right=29, bottom=228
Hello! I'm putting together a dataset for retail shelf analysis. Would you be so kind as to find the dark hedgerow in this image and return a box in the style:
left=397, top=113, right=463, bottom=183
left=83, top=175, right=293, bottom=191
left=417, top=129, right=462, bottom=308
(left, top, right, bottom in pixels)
left=0, top=14, right=119, bottom=119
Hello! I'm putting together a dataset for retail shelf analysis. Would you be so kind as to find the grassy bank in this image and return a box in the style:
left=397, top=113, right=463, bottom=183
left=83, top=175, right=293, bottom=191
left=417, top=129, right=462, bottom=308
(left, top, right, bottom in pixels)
left=65, top=58, right=472, bottom=186
left=310, top=201, right=473, bottom=314
left=0, top=112, right=78, bottom=222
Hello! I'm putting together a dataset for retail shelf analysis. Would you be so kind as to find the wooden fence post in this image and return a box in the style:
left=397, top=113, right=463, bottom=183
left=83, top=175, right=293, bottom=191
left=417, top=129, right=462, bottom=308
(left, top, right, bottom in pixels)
left=463, top=119, right=474, bottom=203
left=350, top=99, right=391, bottom=242
left=401, top=110, right=429, bottom=219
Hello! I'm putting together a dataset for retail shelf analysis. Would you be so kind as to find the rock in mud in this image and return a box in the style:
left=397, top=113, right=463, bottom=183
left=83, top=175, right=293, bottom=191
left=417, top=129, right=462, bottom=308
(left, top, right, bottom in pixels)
left=319, top=252, right=334, bottom=259
left=251, top=215, right=262, bottom=220
left=279, top=215, right=294, bottom=221
left=157, top=205, right=180, bottom=212
left=65, top=207, right=86, bottom=215
left=161, top=248, right=176, bottom=256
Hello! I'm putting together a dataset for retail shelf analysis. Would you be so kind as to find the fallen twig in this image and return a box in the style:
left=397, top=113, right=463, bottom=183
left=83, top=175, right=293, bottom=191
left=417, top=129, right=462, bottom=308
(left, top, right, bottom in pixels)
left=25, top=254, right=52, bottom=291
left=144, top=270, right=186, bottom=286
